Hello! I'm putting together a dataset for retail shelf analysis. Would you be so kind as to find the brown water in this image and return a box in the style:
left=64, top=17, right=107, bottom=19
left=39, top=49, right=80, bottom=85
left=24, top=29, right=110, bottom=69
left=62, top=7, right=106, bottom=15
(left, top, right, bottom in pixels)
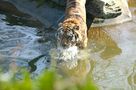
left=87, top=1, right=136, bottom=89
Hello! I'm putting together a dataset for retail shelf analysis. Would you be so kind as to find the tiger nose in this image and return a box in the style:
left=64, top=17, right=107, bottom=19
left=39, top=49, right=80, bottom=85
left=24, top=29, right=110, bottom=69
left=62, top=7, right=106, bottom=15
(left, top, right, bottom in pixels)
left=61, top=36, right=76, bottom=47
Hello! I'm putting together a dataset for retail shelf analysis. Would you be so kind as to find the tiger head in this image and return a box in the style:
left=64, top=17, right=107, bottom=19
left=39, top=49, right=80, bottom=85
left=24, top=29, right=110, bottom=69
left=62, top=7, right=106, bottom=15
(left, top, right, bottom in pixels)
left=57, top=18, right=88, bottom=49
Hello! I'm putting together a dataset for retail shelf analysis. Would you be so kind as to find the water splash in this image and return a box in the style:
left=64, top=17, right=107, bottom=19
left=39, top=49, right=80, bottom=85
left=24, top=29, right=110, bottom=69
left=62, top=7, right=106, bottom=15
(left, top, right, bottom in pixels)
left=56, top=46, right=79, bottom=69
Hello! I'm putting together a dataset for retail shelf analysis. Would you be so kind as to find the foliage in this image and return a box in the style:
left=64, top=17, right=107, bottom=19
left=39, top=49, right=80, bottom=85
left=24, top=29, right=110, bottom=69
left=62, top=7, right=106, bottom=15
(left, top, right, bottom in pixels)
left=0, top=69, right=98, bottom=90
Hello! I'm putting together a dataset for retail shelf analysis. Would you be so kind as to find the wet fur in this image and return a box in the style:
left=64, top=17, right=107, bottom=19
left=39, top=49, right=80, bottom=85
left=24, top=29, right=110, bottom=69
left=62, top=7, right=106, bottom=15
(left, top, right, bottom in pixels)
left=57, top=0, right=87, bottom=48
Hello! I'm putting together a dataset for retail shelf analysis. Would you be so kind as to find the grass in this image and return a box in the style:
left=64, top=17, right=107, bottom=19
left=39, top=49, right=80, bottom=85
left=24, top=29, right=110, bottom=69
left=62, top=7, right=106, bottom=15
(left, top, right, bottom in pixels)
left=0, top=69, right=98, bottom=90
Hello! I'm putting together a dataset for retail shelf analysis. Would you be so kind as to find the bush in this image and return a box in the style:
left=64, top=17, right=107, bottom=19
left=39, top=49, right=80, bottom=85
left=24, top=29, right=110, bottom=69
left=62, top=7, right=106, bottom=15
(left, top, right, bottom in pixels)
left=0, top=69, right=98, bottom=90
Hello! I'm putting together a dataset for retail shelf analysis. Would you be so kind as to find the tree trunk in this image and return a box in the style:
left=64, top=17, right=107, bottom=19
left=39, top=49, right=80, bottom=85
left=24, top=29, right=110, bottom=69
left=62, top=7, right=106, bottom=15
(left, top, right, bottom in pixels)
left=57, top=0, right=87, bottom=48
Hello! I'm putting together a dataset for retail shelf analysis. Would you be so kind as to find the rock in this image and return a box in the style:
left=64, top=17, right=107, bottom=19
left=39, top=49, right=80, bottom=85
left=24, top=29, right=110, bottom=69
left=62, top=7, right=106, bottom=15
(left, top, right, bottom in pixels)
left=7, top=0, right=65, bottom=29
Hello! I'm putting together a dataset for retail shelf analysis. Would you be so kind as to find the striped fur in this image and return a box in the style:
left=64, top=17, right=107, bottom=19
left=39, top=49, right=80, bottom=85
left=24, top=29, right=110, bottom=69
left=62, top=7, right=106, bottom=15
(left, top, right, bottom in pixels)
left=57, top=0, right=87, bottom=48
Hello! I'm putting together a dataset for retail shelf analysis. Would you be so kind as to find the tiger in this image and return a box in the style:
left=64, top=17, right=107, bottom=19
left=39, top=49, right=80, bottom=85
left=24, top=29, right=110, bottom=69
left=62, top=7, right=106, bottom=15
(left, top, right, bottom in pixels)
left=57, top=0, right=122, bottom=48
left=57, top=0, right=88, bottom=48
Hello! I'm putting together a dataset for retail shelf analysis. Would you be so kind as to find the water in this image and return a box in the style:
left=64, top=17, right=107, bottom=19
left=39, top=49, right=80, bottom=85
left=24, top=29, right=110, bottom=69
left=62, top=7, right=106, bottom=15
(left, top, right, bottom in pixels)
left=0, top=0, right=136, bottom=89
left=56, top=46, right=79, bottom=69
left=0, top=10, right=55, bottom=76
left=87, top=1, right=136, bottom=89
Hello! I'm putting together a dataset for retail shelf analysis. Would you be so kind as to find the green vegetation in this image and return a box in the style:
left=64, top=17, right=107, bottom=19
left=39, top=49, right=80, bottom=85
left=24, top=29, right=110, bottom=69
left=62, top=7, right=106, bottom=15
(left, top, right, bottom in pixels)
left=0, top=69, right=98, bottom=90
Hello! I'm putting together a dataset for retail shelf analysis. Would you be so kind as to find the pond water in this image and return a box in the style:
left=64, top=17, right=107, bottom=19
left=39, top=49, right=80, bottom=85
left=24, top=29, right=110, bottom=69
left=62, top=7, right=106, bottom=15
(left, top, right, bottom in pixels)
left=0, top=0, right=136, bottom=90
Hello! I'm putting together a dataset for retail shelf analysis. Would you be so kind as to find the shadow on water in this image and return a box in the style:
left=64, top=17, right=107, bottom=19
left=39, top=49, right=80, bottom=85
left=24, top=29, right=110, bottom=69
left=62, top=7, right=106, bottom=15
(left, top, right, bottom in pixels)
left=0, top=6, right=57, bottom=77
left=0, top=0, right=136, bottom=90
left=88, top=27, right=122, bottom=60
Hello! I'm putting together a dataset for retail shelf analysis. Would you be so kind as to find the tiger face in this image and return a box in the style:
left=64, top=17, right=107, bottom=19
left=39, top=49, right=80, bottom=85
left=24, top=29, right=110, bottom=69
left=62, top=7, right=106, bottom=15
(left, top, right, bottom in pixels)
left=57, top=0, right=87, bottom=49
left=57, top=17, right=88, bottom=48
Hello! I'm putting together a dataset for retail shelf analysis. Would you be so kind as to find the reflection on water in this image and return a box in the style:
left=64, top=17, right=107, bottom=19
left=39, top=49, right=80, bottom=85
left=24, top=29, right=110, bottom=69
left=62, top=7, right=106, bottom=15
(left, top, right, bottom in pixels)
left=128, top=63, right=136, bottom=90
left=86, top=0, right=136, bottom=89
left=57, top=59, right=91, bottom=82
left=88, top=28, right=122, bottom=60
left=0, top=0, right=136, bottom=89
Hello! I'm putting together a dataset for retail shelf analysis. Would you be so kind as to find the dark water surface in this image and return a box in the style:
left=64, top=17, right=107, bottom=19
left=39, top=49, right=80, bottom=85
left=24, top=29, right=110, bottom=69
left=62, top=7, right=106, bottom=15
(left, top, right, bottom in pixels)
left=0, top=10, right=56, bottom=77
left=0, top=0, right=136, bottom=90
